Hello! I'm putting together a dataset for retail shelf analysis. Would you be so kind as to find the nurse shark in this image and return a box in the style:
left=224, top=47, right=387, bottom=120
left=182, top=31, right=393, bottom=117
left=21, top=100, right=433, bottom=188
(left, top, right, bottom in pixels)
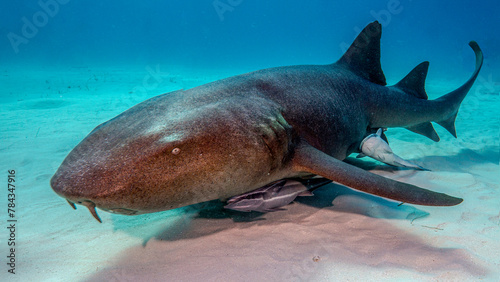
left=51, top=21, right=483, bottom=222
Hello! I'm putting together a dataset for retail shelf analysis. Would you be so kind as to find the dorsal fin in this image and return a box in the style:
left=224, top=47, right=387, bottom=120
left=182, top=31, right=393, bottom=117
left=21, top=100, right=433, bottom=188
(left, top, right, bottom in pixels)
left=336, top=21, right=386, bottom=86
left=394, top=61, right=429, bottom=99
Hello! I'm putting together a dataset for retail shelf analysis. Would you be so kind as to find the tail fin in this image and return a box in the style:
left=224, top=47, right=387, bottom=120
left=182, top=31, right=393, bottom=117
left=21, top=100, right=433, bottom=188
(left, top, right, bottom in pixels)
left=394, top=42, right=483, bottom=141
left=435, top=41, right=484, bottom=137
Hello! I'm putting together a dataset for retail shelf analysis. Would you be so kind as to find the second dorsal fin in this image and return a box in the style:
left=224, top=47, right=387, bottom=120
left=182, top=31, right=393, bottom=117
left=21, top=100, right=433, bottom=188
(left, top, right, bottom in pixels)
left=336, top=21, right=386, bottom=86
left=394, top=61, right=430, bottom=99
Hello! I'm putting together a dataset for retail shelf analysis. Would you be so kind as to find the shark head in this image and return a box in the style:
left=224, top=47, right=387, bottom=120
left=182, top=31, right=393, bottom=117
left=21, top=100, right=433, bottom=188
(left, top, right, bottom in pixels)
left=51, top=92, right=294, bottom=221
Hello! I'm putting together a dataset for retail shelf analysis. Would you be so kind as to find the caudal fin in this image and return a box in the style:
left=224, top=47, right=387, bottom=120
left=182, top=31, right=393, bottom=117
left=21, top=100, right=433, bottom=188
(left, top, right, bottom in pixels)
left=434, top=41, right=484, bottom=138
left=395, top=41, right=483, bottom=141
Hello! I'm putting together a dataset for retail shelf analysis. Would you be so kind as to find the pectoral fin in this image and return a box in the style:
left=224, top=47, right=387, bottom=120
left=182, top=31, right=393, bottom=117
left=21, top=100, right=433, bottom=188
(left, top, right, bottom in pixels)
left=291, top=143, right=462, bottom=206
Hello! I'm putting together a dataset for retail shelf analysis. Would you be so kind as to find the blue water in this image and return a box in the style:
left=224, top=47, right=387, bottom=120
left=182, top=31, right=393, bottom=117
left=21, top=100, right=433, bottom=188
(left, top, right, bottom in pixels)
left=1, top=0, right=498, bottom=80
left=1, top=1, right=499, bottom=281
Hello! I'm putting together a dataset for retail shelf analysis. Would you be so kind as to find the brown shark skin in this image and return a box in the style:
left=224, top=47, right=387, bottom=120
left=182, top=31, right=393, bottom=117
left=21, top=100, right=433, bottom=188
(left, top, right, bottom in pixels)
left=51, top=21, right=482, bottom=221
left=51, top=94, right=298, bottom=214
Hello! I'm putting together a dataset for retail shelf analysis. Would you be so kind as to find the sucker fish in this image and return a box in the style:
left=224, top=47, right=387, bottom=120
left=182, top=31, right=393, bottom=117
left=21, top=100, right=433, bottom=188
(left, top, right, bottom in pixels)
left=224, top=177, right=332, bottom=212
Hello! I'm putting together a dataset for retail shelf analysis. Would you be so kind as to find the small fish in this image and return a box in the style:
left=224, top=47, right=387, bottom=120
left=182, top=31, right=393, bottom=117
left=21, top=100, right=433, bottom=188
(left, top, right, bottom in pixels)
left=224, top=178, right=332, bottom=212
left=358, top=128, right=428, bottom=171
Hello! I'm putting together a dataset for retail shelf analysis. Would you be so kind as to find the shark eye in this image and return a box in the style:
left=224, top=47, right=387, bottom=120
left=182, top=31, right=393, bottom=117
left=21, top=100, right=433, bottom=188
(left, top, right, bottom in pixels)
left=171, top=148, right=181, bottom=155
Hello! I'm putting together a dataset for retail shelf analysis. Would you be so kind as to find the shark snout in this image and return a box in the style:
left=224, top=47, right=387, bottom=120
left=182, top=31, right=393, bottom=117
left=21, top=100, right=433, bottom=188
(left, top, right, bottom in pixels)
left=51, top=172, right=142, bottom=222
left=51, top=174, right=105, bottom=223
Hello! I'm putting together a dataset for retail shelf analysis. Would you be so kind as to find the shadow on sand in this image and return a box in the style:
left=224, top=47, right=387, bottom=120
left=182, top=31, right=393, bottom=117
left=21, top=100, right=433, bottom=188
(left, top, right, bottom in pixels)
left=85, top=169, right=490, bottom=281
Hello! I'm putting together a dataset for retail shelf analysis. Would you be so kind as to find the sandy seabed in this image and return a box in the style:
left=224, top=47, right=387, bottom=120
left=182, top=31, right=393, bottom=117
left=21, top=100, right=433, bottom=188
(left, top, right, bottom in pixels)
left=1, top=66, right=499, bottom=281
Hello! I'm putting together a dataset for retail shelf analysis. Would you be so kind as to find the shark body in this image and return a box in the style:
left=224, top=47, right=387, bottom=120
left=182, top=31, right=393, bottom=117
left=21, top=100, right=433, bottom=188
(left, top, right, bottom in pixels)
left=51, top=22, right=483, bottom=222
